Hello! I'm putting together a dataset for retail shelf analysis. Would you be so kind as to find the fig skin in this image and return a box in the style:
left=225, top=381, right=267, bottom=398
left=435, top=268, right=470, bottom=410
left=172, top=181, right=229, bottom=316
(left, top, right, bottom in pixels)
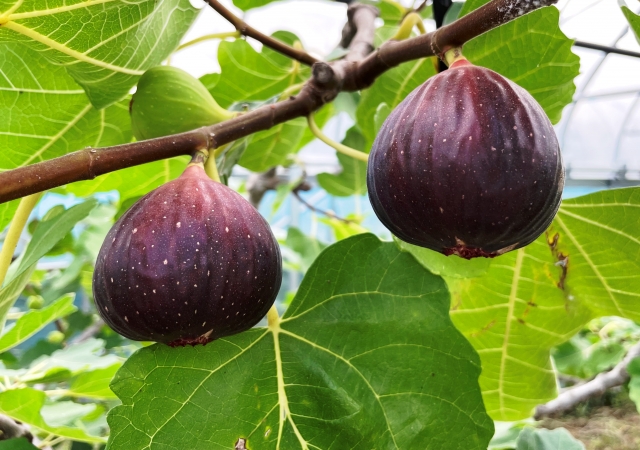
left=367, top=58, right=564, bottom=259
left=93, top=164, right=282, bottom=346
left=130, top=66, right=235, bottom=141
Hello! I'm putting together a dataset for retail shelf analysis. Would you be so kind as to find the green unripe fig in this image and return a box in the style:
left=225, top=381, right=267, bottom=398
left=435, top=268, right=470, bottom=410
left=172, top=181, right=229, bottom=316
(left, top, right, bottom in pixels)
left=130, top=66, right=235, bottom=141
left=26, top=295, right=44, bottom=310
left=46, top=330, right=65, bottom=344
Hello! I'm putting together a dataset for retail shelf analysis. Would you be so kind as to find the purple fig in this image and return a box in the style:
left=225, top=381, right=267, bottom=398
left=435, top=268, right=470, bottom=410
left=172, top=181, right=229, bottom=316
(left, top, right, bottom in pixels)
left=367, top=57, right=564, bottom=259
left=93, top=163, right=282, bottom=346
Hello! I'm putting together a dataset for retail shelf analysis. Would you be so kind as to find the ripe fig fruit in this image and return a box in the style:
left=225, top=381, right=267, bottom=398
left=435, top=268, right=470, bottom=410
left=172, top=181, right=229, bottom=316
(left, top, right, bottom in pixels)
left=130, top=66, right=235, bottom=141
left=367, top=56, right=564, bottom=259
left=93, top=162, right=282, bottom=346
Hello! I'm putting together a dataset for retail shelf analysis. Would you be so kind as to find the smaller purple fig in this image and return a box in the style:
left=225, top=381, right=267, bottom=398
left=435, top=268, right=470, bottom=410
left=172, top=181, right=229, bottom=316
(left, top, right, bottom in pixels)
left=93, top=161, right=282, bottom=346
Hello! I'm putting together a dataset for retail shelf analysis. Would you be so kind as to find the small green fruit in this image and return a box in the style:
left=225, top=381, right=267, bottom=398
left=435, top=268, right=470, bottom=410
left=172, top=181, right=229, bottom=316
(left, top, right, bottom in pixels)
left=26, top=295, right=44, bottom=310
left=46, top=330, right=65, bottom=344
left=130, top=66, right=235, bottom=140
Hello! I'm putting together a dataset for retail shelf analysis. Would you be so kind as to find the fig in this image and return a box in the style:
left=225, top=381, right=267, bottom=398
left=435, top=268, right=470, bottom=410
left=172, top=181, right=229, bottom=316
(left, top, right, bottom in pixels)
left=26, top=295, right=44, bottom=310
left=130, top=66, right=235, bottom=141
left=367, top=55, right=564, bottom=259
left=93, top=160, right=282, bottom=346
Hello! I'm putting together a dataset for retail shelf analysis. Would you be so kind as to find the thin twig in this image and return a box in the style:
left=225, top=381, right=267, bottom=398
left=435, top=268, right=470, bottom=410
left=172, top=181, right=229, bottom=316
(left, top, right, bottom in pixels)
left=0, top=0, right=559, bottom=204
left=204, top=0, right=318, bottom=66
left=534, top=340, right=640, bottom=418
left=292, top=190, right=353, bottom=224
left=574, top=41, right=640, bottom=59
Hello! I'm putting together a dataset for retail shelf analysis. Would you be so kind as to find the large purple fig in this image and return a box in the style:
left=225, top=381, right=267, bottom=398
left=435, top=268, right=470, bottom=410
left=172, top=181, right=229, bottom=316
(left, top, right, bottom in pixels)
left=367, top=58, right=564, bottom=259
left=93, top=163, right=282, bottom=346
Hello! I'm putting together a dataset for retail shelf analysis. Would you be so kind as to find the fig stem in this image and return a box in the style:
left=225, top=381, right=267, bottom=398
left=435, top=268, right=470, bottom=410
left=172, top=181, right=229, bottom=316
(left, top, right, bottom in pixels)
left=176, top=31, right=241, bottom=52
left=307, top=113, right=369, bottom=163
left=443, top=47, right=466, bottom=67
left=0, top=192, right=42, bottom=288
left=267, top=305, right=280, bottom=328
left=279, top=82, right=305, bottom=101
left=392, top=12, right=426, bottom=41
left=204, top=151, right=222, bottom=183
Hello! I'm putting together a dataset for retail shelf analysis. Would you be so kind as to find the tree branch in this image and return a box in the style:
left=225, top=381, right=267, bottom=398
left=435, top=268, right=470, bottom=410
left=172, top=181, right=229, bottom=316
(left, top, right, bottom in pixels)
left=292, top=190, right=353, bottom=224
left=246, top=168, right=281, bottom=208
left=204, top=0, right=318, bottom=66
left=0, top=414, right=32, bottom=442
left=0, top=0, right=559, bottom=204
left=534, top=340, right=640, bottom=419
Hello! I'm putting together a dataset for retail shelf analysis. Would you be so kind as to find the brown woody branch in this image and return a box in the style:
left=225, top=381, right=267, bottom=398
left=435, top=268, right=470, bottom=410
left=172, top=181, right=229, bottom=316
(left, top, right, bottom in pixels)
left=204, top=0, right=318, bottom=66
left=534, top=340, right=640, bottom=419
left=0, top=414, right=32, bottom=442
left=292, top=190, right=353, bottom=224
left=0, top=0, right=558, bottom=204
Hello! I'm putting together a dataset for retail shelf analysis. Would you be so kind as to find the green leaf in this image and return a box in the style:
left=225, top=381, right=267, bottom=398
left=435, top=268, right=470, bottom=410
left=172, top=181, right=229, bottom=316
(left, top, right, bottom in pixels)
left=551, top=188, right=640, bottom=321
left=30, top=339, right=121, bottom=378
left=373, top=103, right=391, bottom=136
left=239, top=118, right=306, bottom=171
left=0, top=200, right=19, bottom=232
left=40, top=401, right=96, bottom=427
left=0, top=1, right=198, bottom=108
left=356, top=58, right=437, bottom=147
left=15, top=200, right=97, bottom=278
left=628, top=357, right=640, bottom=412
left=515, top=427, right=585, bottom=450
left=460, top=0, right=579, bottom=124
left=208, top=36, right=308, bottom=109
left=67, top=364, right=120, bottom=400
left=0, top=43, right=131, bottom=171
left=0, top=438, right=38, bottom=450
left=449, top=240, right=593, bottom=420
left=317, top=127, right=368, bottom=197
left=0, top=295, right=76, bottom=353
left=443, top=1, right=464, bottom=26
left=66, top=156, right=189, bottom=200
left=232, top=0, right=277, bottom=11
left=284, top=227, right=327, bottom=273
left=450, top=187, right=640, bottom=420
left=319, top=216, right=369, bottom=241
left=0, top=200, right=95, bottom=329
left=0, top=387, right=106, bottom=443
left=395, top=238, right=491, bottom=279
left=0, top=268, right=37, bottom=332
left=620, top=1, right=640, bottom=45
left=217, top=138, right=251, bottom=184
left=107, top=234, right=493, bottom=449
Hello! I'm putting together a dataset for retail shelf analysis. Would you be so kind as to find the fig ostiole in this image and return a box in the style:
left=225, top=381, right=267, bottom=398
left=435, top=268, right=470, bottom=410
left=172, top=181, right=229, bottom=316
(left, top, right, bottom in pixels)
left=93, top=154, right=282, bottom=346
left=130, top=66, right=236, bottom=141
left=367, top=50, right=564, bottom=259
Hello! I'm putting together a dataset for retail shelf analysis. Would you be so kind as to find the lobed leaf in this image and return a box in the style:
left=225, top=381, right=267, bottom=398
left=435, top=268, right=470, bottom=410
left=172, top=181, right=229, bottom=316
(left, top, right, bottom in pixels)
left=446, top=187, right=640, bottom=420
left=0, top=0, right=198, bottom=108
left=0, top=387, right=106, bottom=443
left=107, top=234, right=493, bottom=449
left=0, top=43, right=131, bottom=171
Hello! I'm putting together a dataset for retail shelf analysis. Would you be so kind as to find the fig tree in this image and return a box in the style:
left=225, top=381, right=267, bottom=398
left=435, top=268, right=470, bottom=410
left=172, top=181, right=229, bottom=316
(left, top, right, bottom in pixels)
left=130, top=66, right=235, bottom=141
left=93, top=158, right=282, bottom=346
left=367, top=53, right=564, bottom=259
